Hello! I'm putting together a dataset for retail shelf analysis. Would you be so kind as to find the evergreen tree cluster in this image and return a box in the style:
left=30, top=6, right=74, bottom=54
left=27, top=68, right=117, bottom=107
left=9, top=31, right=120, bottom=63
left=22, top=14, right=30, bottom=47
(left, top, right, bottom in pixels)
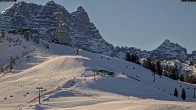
left=125, top=52, right=140, bottom=64
left=0, top=32, right=5, bottom=41
left=162, top=66, right=179, bottom=80
left=143, top=58, right=162, bottom=76
left=184, top=74, right=196, bottom=84
left=125, top=52, right=196, bottom=84
left=155, top=61, right=163, bottom=76
left=173, top=88, right=186, bottom=100
left=158, top=62, right=196, bottom=84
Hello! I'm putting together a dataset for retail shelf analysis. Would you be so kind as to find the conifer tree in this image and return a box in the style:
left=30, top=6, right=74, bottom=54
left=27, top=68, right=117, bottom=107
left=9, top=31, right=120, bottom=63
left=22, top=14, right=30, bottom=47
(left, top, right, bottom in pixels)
left=134, top=54, right=139, bottom=63
left=125, top=52, right=131, bottom=61
left=143, top=58, right=152, bottom=70
left=0, top=32, right=5, bottom=41
left=0, top=67, right=3, bottom=73
left=130, top=54, right=134, bottom=62
left=151, top=62, right=156, bottom=72
left=174, top=88, right=178, bottom=97
left=180, top=74, right=184, bottom=82
left=156, top=61, right=162, bottom=76
left=136, top=55, right=141, bottom=65
left=181, top=88, right=186, bottom=100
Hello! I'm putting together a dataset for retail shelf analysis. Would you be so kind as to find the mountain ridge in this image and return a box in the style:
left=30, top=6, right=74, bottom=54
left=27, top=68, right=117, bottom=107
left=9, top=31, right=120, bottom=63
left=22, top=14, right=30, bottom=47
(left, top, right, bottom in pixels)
left=0, top=1, right=196, bottom=62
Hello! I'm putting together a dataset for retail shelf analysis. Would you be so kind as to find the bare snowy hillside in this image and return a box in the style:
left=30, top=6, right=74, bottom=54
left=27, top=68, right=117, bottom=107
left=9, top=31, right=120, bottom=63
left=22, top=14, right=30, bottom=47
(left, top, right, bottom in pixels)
left=0, top=33, right=195, bottom=110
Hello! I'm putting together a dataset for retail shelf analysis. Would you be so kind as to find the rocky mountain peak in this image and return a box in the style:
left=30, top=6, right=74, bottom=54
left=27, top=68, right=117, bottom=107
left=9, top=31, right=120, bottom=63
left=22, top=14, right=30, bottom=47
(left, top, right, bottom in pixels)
left=47, top=0, right=56, bottom=4
left=76, top=6, right=85, bottom=12
left=71, top=6, right=90, bottom=25
left=150, top=39, right=188, bottom=61
left=158, top=39, right=183, bottom=51
left=46, top=0, right=59, bottom=7
left=0, top=1, right=113, bottom=55
left=162, top=39, right=171, bottom=45
left=17, top=1, right=27, bottom=5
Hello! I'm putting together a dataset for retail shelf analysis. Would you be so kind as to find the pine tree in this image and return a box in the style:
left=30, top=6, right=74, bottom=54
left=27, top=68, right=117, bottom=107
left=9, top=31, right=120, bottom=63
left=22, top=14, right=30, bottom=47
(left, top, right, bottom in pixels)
left=156, top=61, right=162, bottom=76
left=0, top=67, right=3, bottom=73
left=180, top=74, right=184, bottom=82
left=125, top=52, right=131, bottom=61
left=9, top=57, right=13, bottom=72
left=0, top=32, right=5, bottom=41
left=174, top=88, right=178, bottom=97
left=143, top=58, right=152, bottom=70
left=134, top=54, right=140, bottom=64
left=181, top=88, right=186, bottom=100
left=130, top=54, right=134, bottom=62
left=136, top=56, right=141, bottom=65
left=169, top=67, right=179, bottom=80
left=151, top=62, right=156, bottom=72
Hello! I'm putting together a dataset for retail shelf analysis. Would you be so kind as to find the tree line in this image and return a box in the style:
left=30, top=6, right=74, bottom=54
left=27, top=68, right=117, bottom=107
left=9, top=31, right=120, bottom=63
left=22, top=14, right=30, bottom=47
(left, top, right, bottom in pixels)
left=125, top=52, right=196, bottom=84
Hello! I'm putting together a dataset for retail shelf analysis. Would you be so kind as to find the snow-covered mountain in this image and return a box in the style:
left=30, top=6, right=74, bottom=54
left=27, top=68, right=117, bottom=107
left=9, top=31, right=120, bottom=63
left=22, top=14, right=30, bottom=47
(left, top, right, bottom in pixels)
left=0, top=1, right=196, bottom=110
left=150, top=39, right=188, bottom=61
left=0, top=1, right=196, bottom=62
left=0, top=1, right=113, bottom=55
left=0, top=32, right=195, bottom=110
left=115, top=39, right=196, bottom=62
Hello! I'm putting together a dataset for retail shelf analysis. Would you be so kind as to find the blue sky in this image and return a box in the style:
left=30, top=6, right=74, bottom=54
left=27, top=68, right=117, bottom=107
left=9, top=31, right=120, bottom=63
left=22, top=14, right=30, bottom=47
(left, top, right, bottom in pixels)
left=0, top=0, right=196, bottom=53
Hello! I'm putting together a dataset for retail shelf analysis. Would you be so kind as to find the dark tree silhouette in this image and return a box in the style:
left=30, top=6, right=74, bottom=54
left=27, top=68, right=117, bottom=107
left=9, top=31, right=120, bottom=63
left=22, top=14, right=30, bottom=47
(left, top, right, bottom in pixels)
left=143, top=58, right=152, bottom=70
left=151, top=62, right=156, bottom=72
left=125, top=52, right=131, bottom=61
left=174, top=88, right=178, bottom=97
left=181, top=88, right=186, bottom=100
left=9, top=56, right=14, bottom=72
left=130, top=54, right=135, bottom=62
left=156, top=61, right=162, bottom=76
left=0, top=67, right=3, bottom=73
left=169, top=67, right=179, bottom=80
left=180, top=74, right=184, bottom=82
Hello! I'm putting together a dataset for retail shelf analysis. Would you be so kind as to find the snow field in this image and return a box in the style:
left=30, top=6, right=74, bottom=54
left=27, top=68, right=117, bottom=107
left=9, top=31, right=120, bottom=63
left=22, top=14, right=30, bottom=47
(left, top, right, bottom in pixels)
left=0, top=34, right=195, bottom=110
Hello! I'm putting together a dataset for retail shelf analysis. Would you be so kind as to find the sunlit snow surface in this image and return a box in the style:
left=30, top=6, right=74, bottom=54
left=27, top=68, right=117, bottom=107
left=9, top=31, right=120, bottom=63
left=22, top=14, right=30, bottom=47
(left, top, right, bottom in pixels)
left=0, top=34, right=195, bottom=110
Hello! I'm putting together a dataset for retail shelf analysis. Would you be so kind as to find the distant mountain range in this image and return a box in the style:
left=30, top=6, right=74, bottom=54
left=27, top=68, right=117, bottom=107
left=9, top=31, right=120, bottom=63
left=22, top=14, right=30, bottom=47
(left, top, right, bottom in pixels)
left=114, top=39, right=196, bottom=62
left=0, top=1, right=196, bottom=62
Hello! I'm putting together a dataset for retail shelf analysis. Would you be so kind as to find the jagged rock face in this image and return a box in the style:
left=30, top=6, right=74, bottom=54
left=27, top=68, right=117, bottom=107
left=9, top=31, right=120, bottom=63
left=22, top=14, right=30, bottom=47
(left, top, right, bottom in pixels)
left=150, top=39, right=188, bottom=61
left=0, top=1, right=195, bottom=61
left=0, top=1, right=113, bottom=54
left=189, top=51, right=196, bottom=61
left=71, top=6, right=90, bottom=31
left=69, top=6, right=113, bottom=54
left=2, top=2, right=43, bottom=29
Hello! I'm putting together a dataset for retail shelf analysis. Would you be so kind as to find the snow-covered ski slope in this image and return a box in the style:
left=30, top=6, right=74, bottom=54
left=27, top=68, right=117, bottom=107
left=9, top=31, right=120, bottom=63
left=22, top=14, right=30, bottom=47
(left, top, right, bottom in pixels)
left=0, top=34, right=195, bottom=110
